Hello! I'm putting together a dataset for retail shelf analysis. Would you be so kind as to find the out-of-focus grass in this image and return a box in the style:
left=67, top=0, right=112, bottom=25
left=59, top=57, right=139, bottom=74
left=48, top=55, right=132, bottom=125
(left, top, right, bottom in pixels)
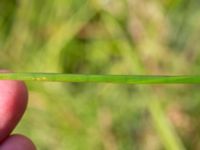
left=1, top=0, right=200, bottom=149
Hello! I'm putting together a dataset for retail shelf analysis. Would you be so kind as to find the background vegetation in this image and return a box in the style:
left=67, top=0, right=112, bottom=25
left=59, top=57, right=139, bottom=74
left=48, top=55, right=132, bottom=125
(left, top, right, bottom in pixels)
left=1, top=0, right=200, bottom=149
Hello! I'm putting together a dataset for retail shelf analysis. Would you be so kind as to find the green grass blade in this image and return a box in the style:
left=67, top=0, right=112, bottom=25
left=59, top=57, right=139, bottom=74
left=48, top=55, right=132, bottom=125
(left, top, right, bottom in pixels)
left=0, top=73, right=200, bottom=84
left=34, top=1, right=97, bottom=71
left=149, top=100, right=185, bottom=150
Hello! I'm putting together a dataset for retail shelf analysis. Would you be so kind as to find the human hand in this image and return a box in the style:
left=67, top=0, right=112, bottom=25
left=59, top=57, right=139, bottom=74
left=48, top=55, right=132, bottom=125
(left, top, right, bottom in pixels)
left=0, top=71, right=36, bottom=150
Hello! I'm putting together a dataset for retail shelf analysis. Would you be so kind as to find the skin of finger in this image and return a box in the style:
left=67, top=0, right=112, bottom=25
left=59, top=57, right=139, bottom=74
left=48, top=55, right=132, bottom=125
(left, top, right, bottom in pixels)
left=0, top=78, right=28, bottom=142
left=0, top=134, right=36, bottom=150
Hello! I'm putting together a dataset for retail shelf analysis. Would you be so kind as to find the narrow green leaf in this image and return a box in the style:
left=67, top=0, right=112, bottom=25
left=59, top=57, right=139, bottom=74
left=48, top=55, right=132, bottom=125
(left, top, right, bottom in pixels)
left=0, top=73, right=200, bottom=84
left=149, top=100, right=185, bottom=150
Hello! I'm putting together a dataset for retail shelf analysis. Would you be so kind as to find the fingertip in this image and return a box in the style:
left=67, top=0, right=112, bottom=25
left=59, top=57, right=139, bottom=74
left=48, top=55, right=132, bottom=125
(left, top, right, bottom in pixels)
left=0, top=70, right=28, bottom=142
left=0, top=134, right=36, bottom=150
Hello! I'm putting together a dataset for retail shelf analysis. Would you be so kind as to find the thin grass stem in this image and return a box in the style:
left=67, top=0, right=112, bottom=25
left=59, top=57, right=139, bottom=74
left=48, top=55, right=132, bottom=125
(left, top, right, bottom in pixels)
left=0, top=73, right=200, bottom=84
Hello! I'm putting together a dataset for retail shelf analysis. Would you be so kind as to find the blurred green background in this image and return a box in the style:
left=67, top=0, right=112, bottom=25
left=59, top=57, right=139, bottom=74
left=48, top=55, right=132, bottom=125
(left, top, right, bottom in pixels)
left=1, top=0, right=200, bottom=149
